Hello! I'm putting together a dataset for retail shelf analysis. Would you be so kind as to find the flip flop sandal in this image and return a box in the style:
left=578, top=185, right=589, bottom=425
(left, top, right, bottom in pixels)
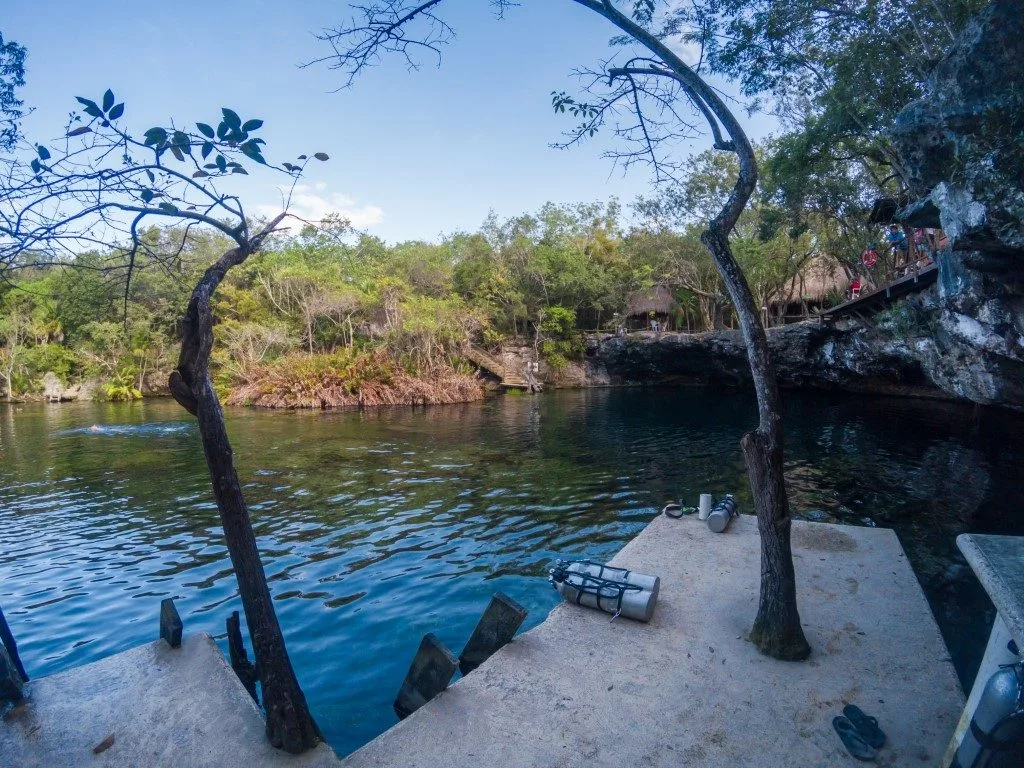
left=833, top=715, right=878, bottom=761
left=844, top=704, right=887, bottom=749
left=662, top=504, right=696, bottom=518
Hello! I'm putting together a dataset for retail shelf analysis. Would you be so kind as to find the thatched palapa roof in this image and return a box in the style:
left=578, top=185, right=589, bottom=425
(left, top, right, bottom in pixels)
left=775, top=256, right=850, bottom=305
left=625, top=284, right=680, bottom=316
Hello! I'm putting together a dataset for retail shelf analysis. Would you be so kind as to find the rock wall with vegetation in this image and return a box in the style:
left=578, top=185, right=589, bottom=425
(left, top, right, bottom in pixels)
left=591, top=0, right=1024, bottom=412
left=885, top=0, right=1024, bottom=408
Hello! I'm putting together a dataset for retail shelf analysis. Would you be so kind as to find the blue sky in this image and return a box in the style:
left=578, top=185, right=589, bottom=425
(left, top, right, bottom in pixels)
left=6, top=0, right=777, bottom=243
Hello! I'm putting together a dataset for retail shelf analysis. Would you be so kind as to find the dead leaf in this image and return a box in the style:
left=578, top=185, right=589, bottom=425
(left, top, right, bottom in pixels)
left=92, top=733, right=115, bottom=754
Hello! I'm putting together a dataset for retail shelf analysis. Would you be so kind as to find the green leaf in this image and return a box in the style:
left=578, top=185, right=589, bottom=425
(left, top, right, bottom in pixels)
left=297, top=154, right=307, bottom=160
left=37, top=145, right=51, bottom=161
left=67, top=126, right=92, bottom=137
left=240, top=141, right=267, bottom=164
left=146, top=169, right=156, bottom=183
left=76, top=97, right=103, bottom=118
left=141, top=189, right=155, bottom=203
left=221, top=108, right=241, bottom=129
left=201, top=142, right=214, bottom=159
left=102, top=89, right=115, bottom=112
left=231, top=166, right=249, bottom=175
left=196, top=123, right=215, bottom=139
left=216, top=121, right=229, bottom=140
left=216, top=155, right=227, bottom=172
left=172, top=131, right=190, bottom=149
left=143, top=127, right=168, bottom=147
left=30, top=158, right=41, bottom=174
left=170, top=146, right=185, bottom=162
left=241, top=119, right=263, bottom=132
left=192, top=170, right=209, bottom=178
left=157, top=202, right=180, bottom=214
left=203, top=163, right=219, bottom=170
left=282, top=162, right=298, bottom=172
left=314, top=152, right=329, bottom=161
left=108, top=103, right=125, bottom=120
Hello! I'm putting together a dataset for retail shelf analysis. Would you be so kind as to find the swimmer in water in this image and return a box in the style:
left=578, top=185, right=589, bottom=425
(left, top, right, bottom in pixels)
left=90, top=424, right=102, bottom=432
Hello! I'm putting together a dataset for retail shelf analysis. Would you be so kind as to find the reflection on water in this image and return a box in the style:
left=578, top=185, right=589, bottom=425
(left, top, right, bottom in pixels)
left=1, top=390, right=1022, bottom=756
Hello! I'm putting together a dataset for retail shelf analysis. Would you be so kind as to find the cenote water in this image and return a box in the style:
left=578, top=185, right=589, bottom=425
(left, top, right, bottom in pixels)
left=2, top=389, right=1023, bottom=756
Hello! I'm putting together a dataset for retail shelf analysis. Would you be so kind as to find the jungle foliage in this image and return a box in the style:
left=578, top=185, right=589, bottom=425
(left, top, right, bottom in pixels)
left=0, top=169, right=840, bottom=401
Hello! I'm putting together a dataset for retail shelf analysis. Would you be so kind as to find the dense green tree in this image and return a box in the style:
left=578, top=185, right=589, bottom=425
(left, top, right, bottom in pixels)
left=0, top=32, right=26, bottom=151
left=672, top=0, right=987, bottom=217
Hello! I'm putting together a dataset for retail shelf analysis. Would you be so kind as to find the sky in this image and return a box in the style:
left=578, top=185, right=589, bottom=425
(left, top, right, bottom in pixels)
left=5, top=0, right=778, bottom=243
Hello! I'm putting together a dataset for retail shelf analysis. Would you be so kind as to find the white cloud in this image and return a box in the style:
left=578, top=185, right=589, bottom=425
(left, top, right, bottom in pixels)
left=665, top=38, right=702, bottom=67
left=256, top=184, right=384, bottom=229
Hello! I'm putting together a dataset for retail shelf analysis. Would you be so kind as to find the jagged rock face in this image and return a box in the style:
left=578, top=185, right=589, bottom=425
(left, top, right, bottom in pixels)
left=585, top=299, right=1024, bottom=411
left=587, top=325, right=940, bottom=400
left=886, top=0, right=1024, bottom=408
left=892, top=0, right=1024, bottom=256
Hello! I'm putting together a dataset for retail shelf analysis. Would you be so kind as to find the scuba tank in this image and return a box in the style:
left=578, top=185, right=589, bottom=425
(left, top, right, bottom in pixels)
left=549, top=559, right=659, bottom=622
left=950, top=662, right=1024, bottom=767
left=562, top=560, right=660, bottom=595
left=707, top=495, right=737, bottom=533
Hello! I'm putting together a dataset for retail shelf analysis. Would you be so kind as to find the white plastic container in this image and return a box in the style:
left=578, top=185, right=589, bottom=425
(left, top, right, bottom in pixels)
left=698, top=494, right=713, bottom=520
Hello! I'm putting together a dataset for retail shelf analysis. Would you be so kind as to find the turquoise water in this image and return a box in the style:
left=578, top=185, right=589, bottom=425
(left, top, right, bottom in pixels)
left=1, top=390, right=1022, bottom=756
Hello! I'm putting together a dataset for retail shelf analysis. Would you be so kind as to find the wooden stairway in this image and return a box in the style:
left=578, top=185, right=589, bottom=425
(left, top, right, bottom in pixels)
left=819, top=262, right=938, bottom=325
left=464, top=345, right=537, bottom=390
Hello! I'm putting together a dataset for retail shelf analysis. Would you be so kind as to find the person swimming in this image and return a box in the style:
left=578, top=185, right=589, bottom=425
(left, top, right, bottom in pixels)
left=90, top=424, right=102, bottom=432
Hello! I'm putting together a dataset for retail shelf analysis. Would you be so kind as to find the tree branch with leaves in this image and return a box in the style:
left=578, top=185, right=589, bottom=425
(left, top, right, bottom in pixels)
left=0, top=92, right=330, bottom=752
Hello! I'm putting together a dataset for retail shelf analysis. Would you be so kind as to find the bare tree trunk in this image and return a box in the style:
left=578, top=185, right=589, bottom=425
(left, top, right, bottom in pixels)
left=584, top=0, right=812, bottom=660
left=169, top=216, right=321, bottom=753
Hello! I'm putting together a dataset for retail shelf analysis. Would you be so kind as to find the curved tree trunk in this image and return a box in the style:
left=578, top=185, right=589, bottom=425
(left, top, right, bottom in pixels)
left=169, top=215, right=322, bottom=753
left=581, top=0, right=811, bottom=660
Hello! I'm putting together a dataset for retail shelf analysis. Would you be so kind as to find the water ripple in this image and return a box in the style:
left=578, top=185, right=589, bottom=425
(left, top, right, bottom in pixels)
left=1, top=392, right=1023, bottom=756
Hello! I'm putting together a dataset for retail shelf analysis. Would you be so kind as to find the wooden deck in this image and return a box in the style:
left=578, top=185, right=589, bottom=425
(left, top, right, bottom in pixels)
left=819, top=262, right=938, bottom=324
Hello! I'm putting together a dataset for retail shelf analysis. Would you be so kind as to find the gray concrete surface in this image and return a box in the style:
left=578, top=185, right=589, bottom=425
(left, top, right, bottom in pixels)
left=344, top=513, right=964, bottom=767
left=0, top=632, right=341, bottom=767
left=957, top=533, right=1024, bottom=647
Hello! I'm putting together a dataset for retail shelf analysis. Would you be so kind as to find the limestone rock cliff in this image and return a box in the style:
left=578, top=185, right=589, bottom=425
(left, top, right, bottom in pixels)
left=585, top=323, right=939, bottom=400
left=888, top=0, right=1024, bottom=407
left=584, top=0, right=1024, bottom=410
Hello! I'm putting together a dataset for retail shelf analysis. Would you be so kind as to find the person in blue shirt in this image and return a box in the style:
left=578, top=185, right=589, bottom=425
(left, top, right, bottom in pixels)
left=886, top=225, right=908, bottom=256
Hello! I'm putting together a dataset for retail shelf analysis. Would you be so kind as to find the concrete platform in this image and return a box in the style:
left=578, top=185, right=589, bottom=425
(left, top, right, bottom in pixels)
left=344, top=514, right=964, bottom=767
left=0, top=632, right=341, bottom=767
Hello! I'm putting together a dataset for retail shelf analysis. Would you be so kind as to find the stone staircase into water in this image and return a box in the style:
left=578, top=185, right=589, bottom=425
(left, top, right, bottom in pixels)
left=464, top=345, right=539, bottom=391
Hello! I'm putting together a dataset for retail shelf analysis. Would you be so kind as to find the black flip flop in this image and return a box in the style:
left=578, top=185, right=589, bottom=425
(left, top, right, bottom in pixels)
left=833, top=716, right=877, bottom=761
left=844, top=704, right=886, bottom=749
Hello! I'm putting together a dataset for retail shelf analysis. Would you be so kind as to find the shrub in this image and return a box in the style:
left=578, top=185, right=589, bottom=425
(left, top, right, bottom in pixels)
left=226, top=349, right=484, bottom=409
left=539, top=306, right=584, bottom=365
left=103, top=369, right=142, bottom=401
left=875, top=301, right=937, bottom=338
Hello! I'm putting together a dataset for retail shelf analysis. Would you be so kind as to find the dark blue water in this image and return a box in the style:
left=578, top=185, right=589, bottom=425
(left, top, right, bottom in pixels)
left=1, top=390, right=1021, bottom=756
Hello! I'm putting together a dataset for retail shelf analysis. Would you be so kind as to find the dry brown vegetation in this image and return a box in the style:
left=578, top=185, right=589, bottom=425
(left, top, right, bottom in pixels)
left=226, top=349, right=484, bottom=409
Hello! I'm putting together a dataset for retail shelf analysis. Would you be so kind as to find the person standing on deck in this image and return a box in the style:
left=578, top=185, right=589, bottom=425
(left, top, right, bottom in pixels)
left=886, top=225, right=909, bottom=272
